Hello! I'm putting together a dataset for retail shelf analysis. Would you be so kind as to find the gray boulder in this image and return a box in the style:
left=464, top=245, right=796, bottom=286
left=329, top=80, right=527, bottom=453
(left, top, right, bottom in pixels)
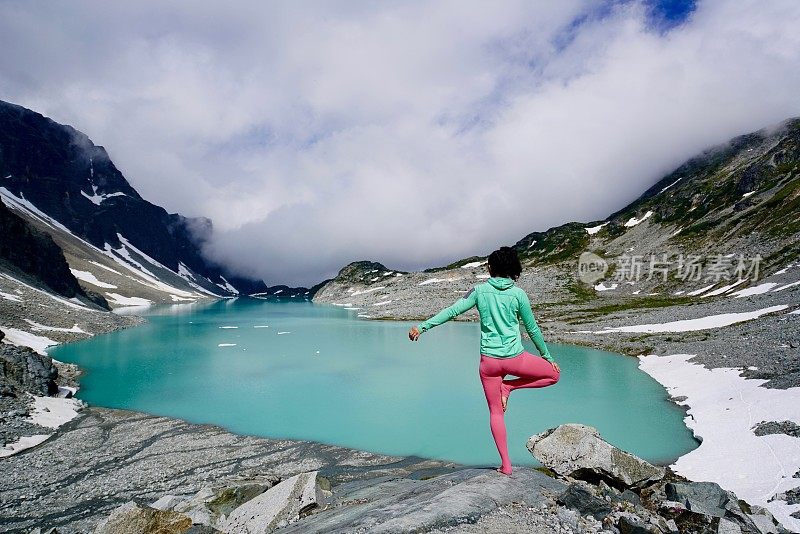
left=664, top=482, right=790, bottom=534
left=150, top=477, right=279, bottom=530
left=527, top=424, right=665, bottom=488
left=93, top=501, right=193, bottom=534
left=219, top=471, right=325, bottom=533
left=665, top=481, right=732, bottom=518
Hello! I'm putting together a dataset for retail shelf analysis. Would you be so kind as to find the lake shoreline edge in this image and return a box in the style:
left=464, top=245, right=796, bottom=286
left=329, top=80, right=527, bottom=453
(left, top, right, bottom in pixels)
left=2, top=291, right=799, bottom=531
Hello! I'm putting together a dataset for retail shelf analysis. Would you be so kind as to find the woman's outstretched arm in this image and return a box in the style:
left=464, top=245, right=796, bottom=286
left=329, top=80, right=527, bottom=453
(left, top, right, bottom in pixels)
left=409, top=288, right=478, bottom=340
left=517, top=290, right=555, bottom=362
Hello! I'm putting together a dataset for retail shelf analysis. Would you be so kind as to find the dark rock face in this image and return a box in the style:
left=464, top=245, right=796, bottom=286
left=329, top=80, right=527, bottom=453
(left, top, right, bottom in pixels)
left=557, top=483, right=613, bottom=520
left=0, top=344, right=58, bottom=395
left=0, top=100, right=265, bottom=295
left=770, top=487, right=800, bottom=506
left=753, top=420, right=800, bottom=438
left=332, top=261, right=391, bottom=283
left=0, top=197, right=99, bottom=304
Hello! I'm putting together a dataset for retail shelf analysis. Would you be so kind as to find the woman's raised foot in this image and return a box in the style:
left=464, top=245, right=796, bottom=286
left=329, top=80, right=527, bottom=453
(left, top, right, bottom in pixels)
left=500, top=384, right=510, bottom=412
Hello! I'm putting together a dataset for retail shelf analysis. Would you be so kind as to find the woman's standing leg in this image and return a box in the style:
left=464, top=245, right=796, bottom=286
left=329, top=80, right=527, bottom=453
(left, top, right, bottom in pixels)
left=479, top=355, right=513, bottom=475
left=500, top=351, right=560, bottom=401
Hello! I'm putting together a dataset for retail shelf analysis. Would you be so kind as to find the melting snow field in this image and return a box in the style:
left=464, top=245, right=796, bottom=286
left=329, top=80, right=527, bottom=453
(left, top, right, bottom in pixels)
left=638, top=354, right=800, bottom=531
left=0, top=394, right=82, bottom=458
left=69, top=268, right=117, bottom=289
left=104, top=293, right=152, bottom=307
left=0, top=327, right=58, bottom=355
left=578, top=304, right=788, bottom=334
left=0, top=291, right=22, bottom=302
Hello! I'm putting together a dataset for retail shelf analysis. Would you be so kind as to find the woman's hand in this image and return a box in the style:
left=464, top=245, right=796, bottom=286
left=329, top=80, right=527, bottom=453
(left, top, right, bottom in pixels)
left=408, top=326, right=421, bottom=341
left=551, top=360, right=560, bottom=374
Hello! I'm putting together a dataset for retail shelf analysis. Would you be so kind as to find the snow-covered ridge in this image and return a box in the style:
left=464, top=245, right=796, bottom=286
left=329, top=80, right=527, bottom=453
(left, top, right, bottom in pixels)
left=1, top=186, right=243, bottom=306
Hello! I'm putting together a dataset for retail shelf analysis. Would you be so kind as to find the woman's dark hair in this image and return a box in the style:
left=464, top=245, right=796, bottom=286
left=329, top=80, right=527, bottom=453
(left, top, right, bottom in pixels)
left=487, top=246, right=522, bottom=280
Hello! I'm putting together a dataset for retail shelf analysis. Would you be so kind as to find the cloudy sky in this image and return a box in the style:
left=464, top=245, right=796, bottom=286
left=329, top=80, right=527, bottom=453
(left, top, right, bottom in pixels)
left=1, top=1, right=799, bottom=285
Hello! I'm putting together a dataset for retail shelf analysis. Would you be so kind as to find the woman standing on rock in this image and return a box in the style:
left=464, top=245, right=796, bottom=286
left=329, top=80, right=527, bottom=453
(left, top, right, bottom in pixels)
left=408, top=246, right=560, bottom=476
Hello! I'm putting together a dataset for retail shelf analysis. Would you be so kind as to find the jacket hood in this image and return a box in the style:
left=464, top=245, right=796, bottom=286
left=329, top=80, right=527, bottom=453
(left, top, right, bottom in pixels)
left=487, top=276, right=515, bottom=290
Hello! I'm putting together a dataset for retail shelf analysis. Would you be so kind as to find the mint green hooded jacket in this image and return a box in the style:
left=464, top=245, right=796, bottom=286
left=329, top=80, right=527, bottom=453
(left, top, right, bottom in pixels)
left=416, top=277, right=554, bottom=361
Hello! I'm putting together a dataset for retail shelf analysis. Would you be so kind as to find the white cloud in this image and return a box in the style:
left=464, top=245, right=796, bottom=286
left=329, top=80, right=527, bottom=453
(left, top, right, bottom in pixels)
left=1, top=1, right=799, bottom=285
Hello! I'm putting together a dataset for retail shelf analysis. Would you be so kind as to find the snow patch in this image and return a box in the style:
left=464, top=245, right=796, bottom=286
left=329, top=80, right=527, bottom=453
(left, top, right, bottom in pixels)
left=217, top=277, right=240, bottom=295
left=0, top=434, right=51, bottom=457
left=28, top=394, right=82, bottom=429
left=773, top=280, right=800, bottom=292
left=0, top=327, right=58, bottom=355
left=0, top=291, right=22, bottom=302
left=638, top=354, right=800, bottom=531
left=594, top=282, right=618, bottom=291
left=583, top=305, right=788, bottom=334
left=419, top=277, right=461, bottom=286
left=624, top=210, right=653, bottom=228
left=0, top=272, right=91, bottom=312
left=23, top=319, right=86, bottom=334
left=461, top=261, right=487, bottom=269
left=687, top=283, right=716, bottom=296
left=69, top=269, right=117, bottom=289
left=700, top=279, right=748, bottom=298
left=104, top=293, right=152, bottom=307
left=729, top=282, right=779, bottom=298
left=373, top=300, right=392, bottom=306
left=585, top=222, right=608, bottom=235
left=659, top=178, right=682, bottom=194
left=81, top=188, right=127, bottom=205
left=351, top=286, right=385, bottom=296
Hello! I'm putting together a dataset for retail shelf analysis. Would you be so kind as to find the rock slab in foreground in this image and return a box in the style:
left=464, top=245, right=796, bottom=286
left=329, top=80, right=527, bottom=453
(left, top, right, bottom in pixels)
left=278, top=467, right=566, bottom=533
left=218, top=471, right=326, bottom=533
left=93, top=501, right=193, bottom=534
left=527, top=423, right=665, bottom=488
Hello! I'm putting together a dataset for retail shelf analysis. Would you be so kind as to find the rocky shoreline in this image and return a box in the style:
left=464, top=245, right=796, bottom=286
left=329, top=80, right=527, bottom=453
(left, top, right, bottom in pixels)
left=3, top=413, right=791, bottom=533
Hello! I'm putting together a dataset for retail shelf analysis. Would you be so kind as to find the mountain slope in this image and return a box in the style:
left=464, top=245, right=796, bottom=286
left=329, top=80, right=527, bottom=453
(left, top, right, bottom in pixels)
left=0, top=197, right=105, bottom=309
left=0, top=100, right=267, bottom=306
left=313, top=117, right=800, bottom=315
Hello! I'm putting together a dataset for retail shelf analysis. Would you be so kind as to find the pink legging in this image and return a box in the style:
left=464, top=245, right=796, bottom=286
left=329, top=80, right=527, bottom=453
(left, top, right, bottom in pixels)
left=479, top=351, right=560, bottom=475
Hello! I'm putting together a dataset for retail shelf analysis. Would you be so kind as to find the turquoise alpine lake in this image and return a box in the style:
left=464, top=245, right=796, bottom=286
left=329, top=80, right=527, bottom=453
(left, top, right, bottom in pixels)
left=49, top=298, right=698, bottom=467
